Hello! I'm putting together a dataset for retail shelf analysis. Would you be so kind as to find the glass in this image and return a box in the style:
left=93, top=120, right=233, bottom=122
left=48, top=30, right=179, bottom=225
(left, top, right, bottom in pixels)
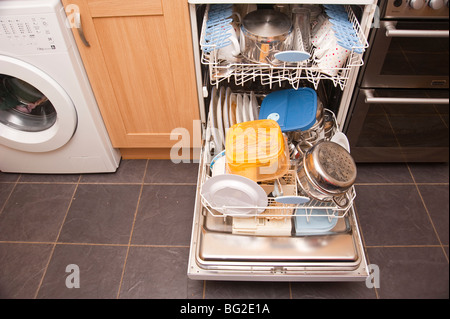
left=291, top=7, right=311, bottom=54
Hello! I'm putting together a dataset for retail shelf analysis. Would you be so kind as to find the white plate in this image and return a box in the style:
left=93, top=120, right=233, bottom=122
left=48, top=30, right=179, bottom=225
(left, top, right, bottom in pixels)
left=236, top=93, right=243, bottom=124
left=217, top=87, right=225, bottom=148
left=209, top=87, right=221, bottom=152
left=223, top=87, right=231, bottom=132
left=242, top=93, right=250, bottom=122
left=331, top=131, right=350, bottom=152
left=248, top=91, right=255, bottom=121
left=210, top=150, right=226, bottom=176
left=201, top=174, right=268, bottom=215
left=250, top=91, right=259, bottom=121
left=229, top=93, right=237, bottom=127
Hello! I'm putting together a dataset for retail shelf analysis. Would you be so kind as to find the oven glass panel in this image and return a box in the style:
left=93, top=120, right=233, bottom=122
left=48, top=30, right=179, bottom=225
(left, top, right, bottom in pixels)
left=379, top=22, right=449, bottom=77
left=357, top=103, right=449, bottom=148
left=354, top=90, right=449, bottom=160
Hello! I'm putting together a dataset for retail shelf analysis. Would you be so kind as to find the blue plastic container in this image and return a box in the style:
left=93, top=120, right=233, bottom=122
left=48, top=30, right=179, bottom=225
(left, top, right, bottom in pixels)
left=258, top=88, right=317, bottom=132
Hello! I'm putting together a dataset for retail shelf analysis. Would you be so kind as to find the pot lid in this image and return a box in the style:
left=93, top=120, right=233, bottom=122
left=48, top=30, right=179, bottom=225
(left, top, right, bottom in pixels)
left=242, top=9, right=292, bottom=38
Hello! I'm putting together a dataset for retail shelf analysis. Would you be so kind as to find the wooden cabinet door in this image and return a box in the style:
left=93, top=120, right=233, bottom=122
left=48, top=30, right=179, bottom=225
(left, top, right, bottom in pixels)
left=62, top=0, right=200, bottom=150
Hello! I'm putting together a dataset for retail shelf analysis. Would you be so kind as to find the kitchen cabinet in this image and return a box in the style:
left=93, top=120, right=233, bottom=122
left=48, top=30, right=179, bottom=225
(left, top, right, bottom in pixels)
left=62, top=0, right=201, bottom=158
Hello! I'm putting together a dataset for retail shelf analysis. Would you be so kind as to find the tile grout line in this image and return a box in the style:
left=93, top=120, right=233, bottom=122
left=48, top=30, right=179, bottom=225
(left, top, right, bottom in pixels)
left=3, top=181, right=197, bottom=186
left=0, top=175, right=19, bottom=218
left=2, top=238, right=445, bottom=249
left=33, top=174, right=82, bottom=299
left=355, top=182, right=449, bottom=186
left=3, top=239, right=445, bottom=249
left=0, top=240, right=192, bottom=248
left=406, top=164, right=449, bottom=263
left=116, top=159, right=149, bottom=299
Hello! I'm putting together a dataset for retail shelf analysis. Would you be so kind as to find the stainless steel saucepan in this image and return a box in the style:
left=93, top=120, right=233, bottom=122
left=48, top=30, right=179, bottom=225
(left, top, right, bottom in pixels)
left=297, top=140, right=357, bottom=208
left=240, top=9, right=293, bottom=64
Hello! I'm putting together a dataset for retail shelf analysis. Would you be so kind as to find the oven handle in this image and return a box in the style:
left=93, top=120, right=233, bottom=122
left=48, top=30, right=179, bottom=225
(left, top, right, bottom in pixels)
left=384, top=21, right=449, bottom=38
left=364, top=90, right=449, bottom=105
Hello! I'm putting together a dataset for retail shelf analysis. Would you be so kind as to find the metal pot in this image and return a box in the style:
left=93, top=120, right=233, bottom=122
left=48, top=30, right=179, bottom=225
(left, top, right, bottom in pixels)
left=240, top=9, right=293, bottom=64
left=297, top=140, right=357, bottom=207
left=323, top=109, right=337, bottom=139
left=287, top=100, right=325, bottom=154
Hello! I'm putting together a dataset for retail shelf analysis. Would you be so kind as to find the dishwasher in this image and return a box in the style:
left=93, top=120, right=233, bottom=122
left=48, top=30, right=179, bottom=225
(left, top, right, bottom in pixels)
left=187, top=0, right=377, bottom=282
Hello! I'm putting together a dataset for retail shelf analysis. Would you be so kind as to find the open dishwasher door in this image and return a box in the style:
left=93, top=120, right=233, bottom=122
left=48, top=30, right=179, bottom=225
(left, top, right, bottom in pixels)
left=187, top=1, right=376, bottom=282
left=188, top=146, right=369, bottom=282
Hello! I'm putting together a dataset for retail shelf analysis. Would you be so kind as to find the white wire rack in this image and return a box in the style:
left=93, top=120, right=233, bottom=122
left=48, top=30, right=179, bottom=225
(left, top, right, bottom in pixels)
left=200, top=4, right=368, bottom=90
left=199, top=151, right=356, bottom=222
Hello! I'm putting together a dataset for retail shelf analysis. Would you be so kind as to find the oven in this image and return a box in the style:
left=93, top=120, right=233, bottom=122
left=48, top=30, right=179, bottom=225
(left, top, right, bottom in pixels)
left=344, top=0, right=449, bottom=162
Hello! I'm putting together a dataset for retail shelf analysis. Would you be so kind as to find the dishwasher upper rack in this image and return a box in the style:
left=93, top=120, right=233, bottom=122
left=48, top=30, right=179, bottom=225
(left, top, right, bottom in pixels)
left=199, top=149, right=356, bottom=220
left=199, top=4, right=368, bottom=90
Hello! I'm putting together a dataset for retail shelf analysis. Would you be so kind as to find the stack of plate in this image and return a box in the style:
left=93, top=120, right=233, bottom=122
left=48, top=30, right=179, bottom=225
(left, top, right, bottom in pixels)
left=208, top=86, right=260, bottom=152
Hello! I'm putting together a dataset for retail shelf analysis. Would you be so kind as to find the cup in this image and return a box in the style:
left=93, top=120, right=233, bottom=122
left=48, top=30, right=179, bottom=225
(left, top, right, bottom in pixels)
left=314, top=40, right=351, bottom=77
left=311, top=17, right=334, bottom=47
left=311, top=13, right=327, bottom=34
left=313, top=34, right=337, bottom=60
left=215, top=23, right=240, bottom=61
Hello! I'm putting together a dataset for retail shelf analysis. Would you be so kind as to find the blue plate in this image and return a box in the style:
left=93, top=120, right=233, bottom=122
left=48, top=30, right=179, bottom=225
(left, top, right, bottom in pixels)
left=275, top=195, right=310, bottom=205
left=274, top=51, right=311, bottom=63
left=259, top=88, right=317, bottom=132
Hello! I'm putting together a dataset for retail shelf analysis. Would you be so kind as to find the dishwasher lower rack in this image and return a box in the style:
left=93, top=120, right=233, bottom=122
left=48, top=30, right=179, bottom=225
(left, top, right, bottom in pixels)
left=189, top=142, right=368, bottom=281
left=199, top=151, right=357, bottom=232
left=199, top=4, right=368, bottom=90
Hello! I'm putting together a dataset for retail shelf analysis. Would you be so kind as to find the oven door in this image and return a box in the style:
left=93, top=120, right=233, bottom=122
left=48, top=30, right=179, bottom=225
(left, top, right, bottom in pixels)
left=345, top=88, right=449, bottom=162
left=362, top=20, right=449, bottom=89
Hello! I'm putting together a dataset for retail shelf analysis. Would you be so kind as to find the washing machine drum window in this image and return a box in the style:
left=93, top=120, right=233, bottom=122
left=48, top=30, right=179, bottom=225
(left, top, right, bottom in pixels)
left=0, top=54, right=77, bottom=153
left=0, top=75, right=57, bottom=132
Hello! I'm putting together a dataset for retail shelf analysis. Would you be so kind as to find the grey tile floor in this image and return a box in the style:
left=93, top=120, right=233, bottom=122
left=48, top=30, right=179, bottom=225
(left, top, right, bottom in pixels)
left=0, top=160, right=448, bottom=299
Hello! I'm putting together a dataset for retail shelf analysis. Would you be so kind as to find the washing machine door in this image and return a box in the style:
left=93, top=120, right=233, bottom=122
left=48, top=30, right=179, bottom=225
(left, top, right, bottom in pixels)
left=0, top=55, right=77, bottom=152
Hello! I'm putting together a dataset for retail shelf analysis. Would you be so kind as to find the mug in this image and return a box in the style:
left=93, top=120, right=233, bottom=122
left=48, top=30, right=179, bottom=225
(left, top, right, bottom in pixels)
left=311, top=17, right=333, bottom=47
left=313, top=35, right=337, bottom=60
left=216, top=24, right=240, bottom=61
left=311, top=13, right=328, bottom=37
left=314, top=41, right=351, bottom=76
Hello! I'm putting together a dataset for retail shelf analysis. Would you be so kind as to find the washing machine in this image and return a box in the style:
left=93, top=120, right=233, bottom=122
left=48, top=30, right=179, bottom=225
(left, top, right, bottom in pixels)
left=0, top=0, right=121, bottom=174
